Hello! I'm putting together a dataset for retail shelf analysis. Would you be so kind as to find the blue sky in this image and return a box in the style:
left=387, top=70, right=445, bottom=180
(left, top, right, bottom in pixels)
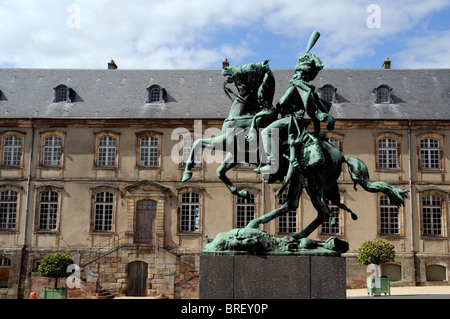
left=1, top=0, right=450, bottom=70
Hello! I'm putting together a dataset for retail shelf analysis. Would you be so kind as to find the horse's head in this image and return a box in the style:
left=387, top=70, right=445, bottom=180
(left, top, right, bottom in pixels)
left=222, top=60, right=275, bottom=109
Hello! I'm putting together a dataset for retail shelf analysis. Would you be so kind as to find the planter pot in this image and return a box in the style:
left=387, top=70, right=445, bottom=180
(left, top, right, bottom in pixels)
left=367, top=275, right=390, bottom=296
left=43, top=287, right=68, bottom=299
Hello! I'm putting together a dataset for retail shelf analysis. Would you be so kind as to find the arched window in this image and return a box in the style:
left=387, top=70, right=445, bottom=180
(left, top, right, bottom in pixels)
left=373, top=85, right=393, bottom=104
left=420, top=138, right=440, bottom=169
left=53, top=85, right=74, bottom=103
left=146, top=85, right=164, bottom=104
left=1, top=133, right=24, bottom=167
left=319, top=85, right=337, bottom=103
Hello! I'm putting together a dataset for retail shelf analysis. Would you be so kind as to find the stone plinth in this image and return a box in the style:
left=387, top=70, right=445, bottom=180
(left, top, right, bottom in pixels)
left=199, top=254, right=346, bottom=299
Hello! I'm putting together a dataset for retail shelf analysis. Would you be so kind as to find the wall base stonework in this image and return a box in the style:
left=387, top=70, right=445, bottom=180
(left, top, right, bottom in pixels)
left=199, top=254, right=346, bottom=299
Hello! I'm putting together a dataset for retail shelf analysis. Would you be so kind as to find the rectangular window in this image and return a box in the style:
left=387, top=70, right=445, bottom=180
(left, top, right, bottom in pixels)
left=380, top=195, right=399, bottom=235
left=39, top=191, right=58, bottom=231
left=420, top=139, right=440, bottom=169
left=97, top=137, right=117, bottom=167
left=0, top=191, right=18, bottom=230
left=422, top=195, right=442, bottom=236
left=378, top=139, right=398, bottom=169
left=322, top=202, right=340, bottom=235
left=2, top=136, right=22, bottom=166
left=180, top=192, right=200, bottom=232
left=236, top=194, right=255, bottom=228
left=43, top=136, right=62, bottom=167
left=140, top=137, right=159, bottom=167
left=94, top=192, right=114, bottom=231
left=278, top=194, right=297, bottom=234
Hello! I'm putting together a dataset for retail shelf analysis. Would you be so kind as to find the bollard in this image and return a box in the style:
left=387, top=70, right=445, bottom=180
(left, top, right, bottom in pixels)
left=30, top=292, right=36, bottom=299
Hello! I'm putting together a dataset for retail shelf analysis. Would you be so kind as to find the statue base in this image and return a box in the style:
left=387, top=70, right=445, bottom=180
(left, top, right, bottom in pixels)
left=199, top=254, right=346, bottom=299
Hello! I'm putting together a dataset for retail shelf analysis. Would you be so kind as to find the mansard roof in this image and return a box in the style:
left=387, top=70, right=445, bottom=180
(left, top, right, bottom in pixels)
left=0, top=67, right=449, bottom=121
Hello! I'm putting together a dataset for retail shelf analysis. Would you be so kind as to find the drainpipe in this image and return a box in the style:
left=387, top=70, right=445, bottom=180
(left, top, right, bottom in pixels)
left=23, top=118, right=35, bottom=246
left=408, top=119, right=417, bottom=285
left=17, top=118, right=35, bottom=298
left=261, top=175, right=265, bottom=232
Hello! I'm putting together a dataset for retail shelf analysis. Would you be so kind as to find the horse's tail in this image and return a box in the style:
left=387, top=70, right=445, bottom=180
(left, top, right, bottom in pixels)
left=344, top=156, right=408, bottom=207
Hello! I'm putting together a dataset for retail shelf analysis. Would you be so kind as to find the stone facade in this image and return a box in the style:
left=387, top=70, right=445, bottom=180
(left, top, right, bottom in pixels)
left=1, top=66, right=450, bottom=299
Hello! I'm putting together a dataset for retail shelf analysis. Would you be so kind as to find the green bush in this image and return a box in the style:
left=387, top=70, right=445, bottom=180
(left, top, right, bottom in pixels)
left=357, top=238, right=395, bottom=266
left=38, top=252, right=74, bottom=288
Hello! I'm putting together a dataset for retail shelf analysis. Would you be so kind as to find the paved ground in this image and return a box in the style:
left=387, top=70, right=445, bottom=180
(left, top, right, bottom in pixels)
left=114, top=286, right=450, bottom=299
left=347, top=285, right=450, bottom=299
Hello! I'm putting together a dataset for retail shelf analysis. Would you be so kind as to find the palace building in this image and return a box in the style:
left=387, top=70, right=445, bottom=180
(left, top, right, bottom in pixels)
left=0, top=59, right=450, bottom=298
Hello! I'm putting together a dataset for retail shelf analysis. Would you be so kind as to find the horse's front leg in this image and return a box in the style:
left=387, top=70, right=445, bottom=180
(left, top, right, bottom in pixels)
left=182, top=135, right=223, bottom=182
left=216, top=152, right=245, bottom=196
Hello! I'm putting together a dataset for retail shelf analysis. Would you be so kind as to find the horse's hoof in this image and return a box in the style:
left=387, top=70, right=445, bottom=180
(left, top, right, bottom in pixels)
left=182, top=171, right=192, bottom=182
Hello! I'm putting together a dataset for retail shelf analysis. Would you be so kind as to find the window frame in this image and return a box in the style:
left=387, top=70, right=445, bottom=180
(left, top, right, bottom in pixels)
left=0, top=187, right=20, bottom=231
left=178, top=187, right=204, bottom=235
left=91, top=187, right=118, bottom=233
left=277, top=193, right=298, bottom=235
left=179, top=131, right=203, bottom=168
left=39, top=131, right=66, bottom=169
left=379, top=194, right=401, bottom=236
left=319, top=84, right=338, bottom=104
left=53, top=85, right=74, bottom=103
left=136, top=131, right=162, bottom=169
left=375, top=133, right=402, bottom=172
left=420, top=191, right=447, bottom=238
left=36, top=186, right=62, bottom=233
left=94, top=131, right=120, bottom=169
left=418, top=133, right=444, bottom=171
left=234, top=191, right=258, bottom=229
left=1, top=131, right=25, bottom=168
left=146, top=85, right=165, bottom=104
left=373, top=85, right=394, bottom=104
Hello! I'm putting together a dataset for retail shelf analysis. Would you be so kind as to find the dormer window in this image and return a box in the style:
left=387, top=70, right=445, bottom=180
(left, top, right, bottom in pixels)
left=373, top=85, right=393, bottom=104
left=53, top=85, right=74, bottom=103
left=319, top=85, right=337, bottom=103
left=146, top=85, right=165, bottom=104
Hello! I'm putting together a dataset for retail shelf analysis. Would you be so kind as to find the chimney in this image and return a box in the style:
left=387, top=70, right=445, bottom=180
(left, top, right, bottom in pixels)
left=108, top=59, right=118, bottom=70
left=222, top=58, right=229, bottom=69
left=382, top=57, right=391, bottom=69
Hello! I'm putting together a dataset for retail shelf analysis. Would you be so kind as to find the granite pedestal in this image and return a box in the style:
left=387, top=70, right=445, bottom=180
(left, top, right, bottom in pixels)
left=199, top=254, right=346, bottom=299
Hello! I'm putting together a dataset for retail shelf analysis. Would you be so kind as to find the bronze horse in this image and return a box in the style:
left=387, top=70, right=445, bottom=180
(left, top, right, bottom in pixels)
left=181, top=60, right=277, bottom=199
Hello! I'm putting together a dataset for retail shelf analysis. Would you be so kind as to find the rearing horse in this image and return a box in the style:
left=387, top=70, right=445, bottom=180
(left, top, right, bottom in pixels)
left=181, top=60, right=277, bottom=198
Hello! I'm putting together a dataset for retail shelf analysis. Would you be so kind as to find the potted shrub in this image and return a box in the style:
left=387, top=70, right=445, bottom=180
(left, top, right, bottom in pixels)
left=38, top=252, right=73, bottom=299
left=357, top=238, right=395, bottom=296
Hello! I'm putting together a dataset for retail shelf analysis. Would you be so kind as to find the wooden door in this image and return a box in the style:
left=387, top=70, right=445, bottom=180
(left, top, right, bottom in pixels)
left=135, top=200, right=156, bottom=244
left=127, top=261, right=148, bottom=296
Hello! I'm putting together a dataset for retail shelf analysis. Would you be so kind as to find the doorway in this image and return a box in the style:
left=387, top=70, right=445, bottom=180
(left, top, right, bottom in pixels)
left=127, top=261, right=148, bottom=296
left=134, top=200, right=156, bottom=244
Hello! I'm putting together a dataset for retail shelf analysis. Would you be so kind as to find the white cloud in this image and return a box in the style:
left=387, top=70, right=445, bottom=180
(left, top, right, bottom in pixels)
left=394, top=30, right=450, bottom=68
left=0, top=0, right=449, bottom=69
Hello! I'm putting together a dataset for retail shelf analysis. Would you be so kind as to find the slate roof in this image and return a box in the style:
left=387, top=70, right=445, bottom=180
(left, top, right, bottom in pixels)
left=0, top=67, right=449, bottom=121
